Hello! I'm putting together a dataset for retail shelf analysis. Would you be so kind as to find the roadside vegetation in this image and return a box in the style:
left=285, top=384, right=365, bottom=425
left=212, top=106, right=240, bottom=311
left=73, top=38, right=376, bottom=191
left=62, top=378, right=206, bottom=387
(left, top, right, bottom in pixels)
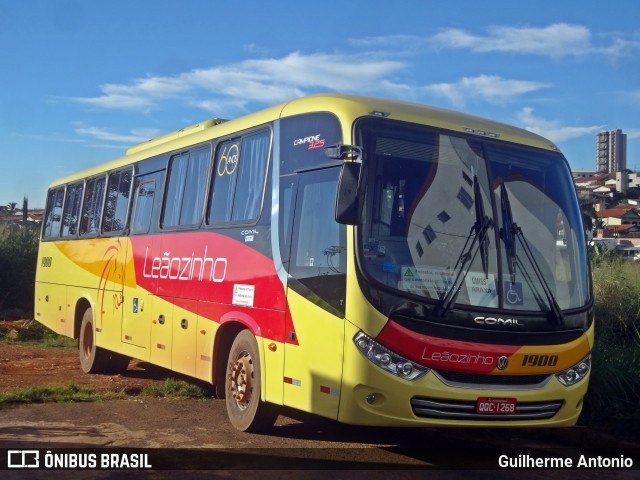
left=0, top=222, right=39, bottom=318
left=581, top=250, right=640, bottom=435
left=0, top=319, right=77, bottom=348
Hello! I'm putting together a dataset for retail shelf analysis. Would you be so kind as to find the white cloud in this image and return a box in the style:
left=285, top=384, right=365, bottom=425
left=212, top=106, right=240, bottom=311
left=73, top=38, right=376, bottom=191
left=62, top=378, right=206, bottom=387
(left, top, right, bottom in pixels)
left=627, top=129, right=640, bottom=140
left=423, top=75, right=548, bottom=107
left=70, top=52, right=406, bottom=114
left=517, top=107, right=604, bottom=143
left=74, top=92, right=157, bottom=111
left=348, top=34, right=422, bottom=48
left=74, top=124, right=161, bottom=145
left=433, top=23, right=640, bottom=58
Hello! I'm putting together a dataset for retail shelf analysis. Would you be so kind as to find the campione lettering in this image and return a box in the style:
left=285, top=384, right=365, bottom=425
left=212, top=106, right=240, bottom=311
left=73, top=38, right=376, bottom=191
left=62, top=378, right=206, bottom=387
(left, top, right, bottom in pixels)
left=293, top=135, right=321, bottom=146
left=142, top=247, right=227, bottom=283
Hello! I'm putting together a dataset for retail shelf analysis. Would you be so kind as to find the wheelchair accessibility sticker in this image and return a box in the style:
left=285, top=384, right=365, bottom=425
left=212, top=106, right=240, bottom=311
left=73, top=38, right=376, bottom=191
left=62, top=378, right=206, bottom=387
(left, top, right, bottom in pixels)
left=504, top=282, right=524, bottom=306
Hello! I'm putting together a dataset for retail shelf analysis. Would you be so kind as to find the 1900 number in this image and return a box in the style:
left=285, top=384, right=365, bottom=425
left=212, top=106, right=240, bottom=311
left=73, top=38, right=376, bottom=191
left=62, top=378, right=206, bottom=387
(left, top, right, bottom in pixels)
left=521, top=354, right=558, bottom=367
left=41, top=256, right=53, bottom=267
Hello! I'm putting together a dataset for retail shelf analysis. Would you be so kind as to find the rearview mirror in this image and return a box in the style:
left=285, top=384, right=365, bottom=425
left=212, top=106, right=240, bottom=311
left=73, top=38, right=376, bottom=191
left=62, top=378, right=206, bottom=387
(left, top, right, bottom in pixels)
left=335, top=162, right=361, bottom=225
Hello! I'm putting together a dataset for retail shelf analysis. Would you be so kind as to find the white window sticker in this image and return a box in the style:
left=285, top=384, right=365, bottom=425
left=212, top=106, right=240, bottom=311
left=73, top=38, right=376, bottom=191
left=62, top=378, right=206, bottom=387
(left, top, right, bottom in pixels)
left=401, top=266, right=454, bottom=298
left=232, top=284, right=255, bottom=307
left=464, top=272, right=498, bottom=307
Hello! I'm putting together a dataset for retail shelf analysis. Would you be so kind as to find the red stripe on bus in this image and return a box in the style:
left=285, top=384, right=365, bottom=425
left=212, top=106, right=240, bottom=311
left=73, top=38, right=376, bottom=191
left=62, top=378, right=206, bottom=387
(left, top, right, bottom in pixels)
left=376, top=320, right=521, bottom=374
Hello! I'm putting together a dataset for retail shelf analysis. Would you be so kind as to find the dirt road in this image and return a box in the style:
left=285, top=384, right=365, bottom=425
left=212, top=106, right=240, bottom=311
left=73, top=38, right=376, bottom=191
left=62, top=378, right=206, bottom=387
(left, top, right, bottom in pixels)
left=0, top=342, right=638, bottom=477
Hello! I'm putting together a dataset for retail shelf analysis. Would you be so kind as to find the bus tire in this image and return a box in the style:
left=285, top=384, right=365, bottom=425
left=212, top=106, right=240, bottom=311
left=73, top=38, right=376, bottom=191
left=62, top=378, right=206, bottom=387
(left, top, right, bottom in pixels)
left=78, top=307, right=109, bottom=373
left=225, top=330, right=278, bottom=432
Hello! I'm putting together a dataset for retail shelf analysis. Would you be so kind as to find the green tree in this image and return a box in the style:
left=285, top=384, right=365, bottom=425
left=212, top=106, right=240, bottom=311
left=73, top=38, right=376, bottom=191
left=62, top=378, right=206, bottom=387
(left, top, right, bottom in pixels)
left=6, top=202, right=18, bottom=217
left=0, top=223, right=39, bottom=314
left=22, top=196, right=28, bottom=224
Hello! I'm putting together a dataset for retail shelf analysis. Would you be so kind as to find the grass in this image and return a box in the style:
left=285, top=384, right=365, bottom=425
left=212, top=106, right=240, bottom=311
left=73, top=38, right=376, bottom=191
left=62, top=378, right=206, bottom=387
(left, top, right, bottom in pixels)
left=0, top=379, right=209, bottom=409
left=0, top=384, right=124, bottom=408
left=140, top=378, right=208, bottom=400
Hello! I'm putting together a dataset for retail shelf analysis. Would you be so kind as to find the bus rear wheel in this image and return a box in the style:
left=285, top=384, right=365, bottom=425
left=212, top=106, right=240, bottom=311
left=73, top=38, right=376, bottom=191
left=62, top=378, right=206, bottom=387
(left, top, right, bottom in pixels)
left=78, top=307, right=109, bottom=373
left=225, top=330, right=278, bottom=432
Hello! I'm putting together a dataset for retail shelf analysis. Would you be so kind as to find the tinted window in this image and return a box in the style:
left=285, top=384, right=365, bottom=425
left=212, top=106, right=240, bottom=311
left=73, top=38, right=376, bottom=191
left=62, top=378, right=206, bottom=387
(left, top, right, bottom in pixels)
left=232, top=131, right=270, bottom=222
left=356, top=117, right=589, bottom=313
left=162, top=147, right=210, bottom=228
left=289, top=167, right=346, bottom=316
left=80, top=176, right=106, bottom=236
left=43, top=187, right=65, bottom=239
left=208, top=130, right=270, bottom=225
left=131, top=180, right=156, bottom=235
left=163, top=152, right=188, bottom=227
left=208, top=139, right=238, bottom=224
left=60, top=183, right=84, bottom=238
left=102, top=169, right=133, bottom=234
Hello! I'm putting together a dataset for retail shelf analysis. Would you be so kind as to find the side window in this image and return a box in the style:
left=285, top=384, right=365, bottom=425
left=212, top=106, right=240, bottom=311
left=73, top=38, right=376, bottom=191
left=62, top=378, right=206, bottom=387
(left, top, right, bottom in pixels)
left=232, top=131, right=270, bottom=222
left=208, top=129, right=270, bottom=225
left=279, top=176, right=297, bottom=268
left=162, top=147, right=211, bottom=228
left=131, top=179, right=156, bottom=235
left=289, top=167, right=346, bottom=316
left=42, top=187, right=65, bottom=240
left=60, top=182, right=84, bottom=238
left=208, top=139, right=238, bottom=224
left=102, top=169, right=133, bottom=234
left=80, top=176, right=106, bottom=236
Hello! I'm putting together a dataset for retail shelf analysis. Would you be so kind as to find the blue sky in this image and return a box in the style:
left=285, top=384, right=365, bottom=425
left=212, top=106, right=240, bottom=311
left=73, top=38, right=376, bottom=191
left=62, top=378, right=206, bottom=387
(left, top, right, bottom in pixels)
left=1, top=0, right=639, bottom=208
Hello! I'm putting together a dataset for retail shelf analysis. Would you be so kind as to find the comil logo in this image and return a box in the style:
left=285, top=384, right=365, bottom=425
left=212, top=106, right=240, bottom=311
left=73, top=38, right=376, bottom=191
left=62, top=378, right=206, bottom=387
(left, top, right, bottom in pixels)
left=8, top=450, right=39, bottom=468
left=474, top=316, right=524, bottom=327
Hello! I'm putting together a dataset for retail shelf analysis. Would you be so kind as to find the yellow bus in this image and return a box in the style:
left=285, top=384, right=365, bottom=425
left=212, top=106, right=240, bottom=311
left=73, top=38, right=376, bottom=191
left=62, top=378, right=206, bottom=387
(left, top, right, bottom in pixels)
left=35, top=94, right=593, bottom=431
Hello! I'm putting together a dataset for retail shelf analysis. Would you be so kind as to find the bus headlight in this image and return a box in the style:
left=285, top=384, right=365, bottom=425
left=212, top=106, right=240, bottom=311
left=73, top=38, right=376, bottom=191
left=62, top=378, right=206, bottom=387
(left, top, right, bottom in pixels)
left=555, top=355, right=591, bottom=387
left=354, top=331, right=428, bottom=381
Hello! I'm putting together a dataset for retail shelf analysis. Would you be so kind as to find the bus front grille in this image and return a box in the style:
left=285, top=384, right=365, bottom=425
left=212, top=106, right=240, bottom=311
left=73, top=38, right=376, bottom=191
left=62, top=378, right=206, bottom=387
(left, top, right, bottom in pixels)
left=433, top=369, right=552, bottom=390
left=410, top=397, right=563, bottom=421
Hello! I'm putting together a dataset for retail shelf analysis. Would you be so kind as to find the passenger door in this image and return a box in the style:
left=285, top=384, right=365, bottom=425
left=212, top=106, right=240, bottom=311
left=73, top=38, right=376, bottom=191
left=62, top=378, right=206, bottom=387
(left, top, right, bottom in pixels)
left=282, top=167, right=346, bottom=418
left=122, top=171, right=162, bottom=352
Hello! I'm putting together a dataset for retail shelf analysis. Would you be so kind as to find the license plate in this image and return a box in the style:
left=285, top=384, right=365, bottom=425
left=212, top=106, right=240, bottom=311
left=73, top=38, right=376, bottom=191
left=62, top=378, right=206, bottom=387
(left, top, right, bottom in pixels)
left=476, top=397, right=517, bottom=415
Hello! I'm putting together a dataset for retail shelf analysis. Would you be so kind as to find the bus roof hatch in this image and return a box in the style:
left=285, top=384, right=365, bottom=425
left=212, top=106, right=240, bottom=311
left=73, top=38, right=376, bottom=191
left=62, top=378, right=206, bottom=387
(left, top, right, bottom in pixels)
left=126, top=118, right=228, bottom=156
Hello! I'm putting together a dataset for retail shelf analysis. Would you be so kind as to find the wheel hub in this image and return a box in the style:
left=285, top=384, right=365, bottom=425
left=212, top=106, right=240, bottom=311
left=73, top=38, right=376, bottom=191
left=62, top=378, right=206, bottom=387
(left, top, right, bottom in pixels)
left=228, top=352, right=253, bottom=408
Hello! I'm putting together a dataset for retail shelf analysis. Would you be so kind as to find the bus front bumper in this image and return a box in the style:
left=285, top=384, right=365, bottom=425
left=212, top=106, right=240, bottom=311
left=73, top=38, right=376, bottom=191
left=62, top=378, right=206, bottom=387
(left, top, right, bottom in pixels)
left=337, top=324, right=589, bottom=428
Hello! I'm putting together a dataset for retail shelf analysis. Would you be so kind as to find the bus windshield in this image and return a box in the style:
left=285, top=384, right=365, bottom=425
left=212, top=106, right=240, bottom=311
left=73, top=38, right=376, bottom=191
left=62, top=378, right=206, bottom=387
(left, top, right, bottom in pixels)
left=357, top=118, right=589, bottom=313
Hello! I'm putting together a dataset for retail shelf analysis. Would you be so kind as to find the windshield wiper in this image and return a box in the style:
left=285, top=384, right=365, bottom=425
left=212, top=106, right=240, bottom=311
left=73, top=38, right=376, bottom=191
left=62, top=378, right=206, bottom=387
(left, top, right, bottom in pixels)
left=438, top=176, right=493, bottom=317
left=499, top=183, right=564, bottom=325
left=475, top=176, right=491, bottom=278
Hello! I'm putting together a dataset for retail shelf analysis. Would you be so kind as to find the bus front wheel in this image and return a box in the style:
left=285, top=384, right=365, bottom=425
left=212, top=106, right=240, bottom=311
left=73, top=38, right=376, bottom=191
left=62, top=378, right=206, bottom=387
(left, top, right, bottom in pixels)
left=225, top=330, right=278, bottom=432
left=78, top=308, right=109, bottom=373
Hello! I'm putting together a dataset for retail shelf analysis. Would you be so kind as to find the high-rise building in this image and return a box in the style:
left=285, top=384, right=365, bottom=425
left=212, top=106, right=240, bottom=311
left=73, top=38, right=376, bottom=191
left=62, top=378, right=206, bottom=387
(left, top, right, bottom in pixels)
left=596, top=129, right=627, bottom=174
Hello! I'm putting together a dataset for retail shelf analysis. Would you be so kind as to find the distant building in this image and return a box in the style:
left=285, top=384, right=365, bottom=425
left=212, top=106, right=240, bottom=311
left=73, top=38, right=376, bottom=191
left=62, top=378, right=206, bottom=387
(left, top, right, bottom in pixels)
left=0, top=208, right=44, bottom=225
left=573, top=169, right=597, bottom=179
left=616, top=170, right=640, bottom=194
left=596, top=129, right=627, bottom=174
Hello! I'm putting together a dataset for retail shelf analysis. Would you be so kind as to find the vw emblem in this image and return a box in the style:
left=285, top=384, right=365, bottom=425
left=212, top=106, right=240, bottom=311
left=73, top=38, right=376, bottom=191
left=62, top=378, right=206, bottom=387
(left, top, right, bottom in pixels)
left=497, top=356, right=509, bottom=370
